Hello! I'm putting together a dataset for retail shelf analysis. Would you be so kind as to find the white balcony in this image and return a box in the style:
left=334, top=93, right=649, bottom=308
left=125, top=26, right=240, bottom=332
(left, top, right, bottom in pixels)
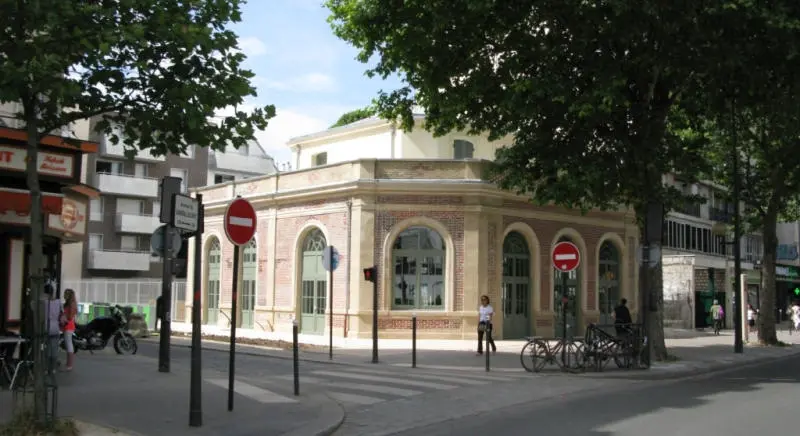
left=87, top=249, right=151, bottom=271
left=211, top=151, right=275, bottom=175
left=95, top=173, right=158, bottom=198
left=115, top=213, right=161, bottom=234
left=100, top=135, right=166, bottom=162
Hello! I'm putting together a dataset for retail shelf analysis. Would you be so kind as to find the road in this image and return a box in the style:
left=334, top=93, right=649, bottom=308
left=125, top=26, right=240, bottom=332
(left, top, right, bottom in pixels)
left=396, top=355, right=800, bottom=436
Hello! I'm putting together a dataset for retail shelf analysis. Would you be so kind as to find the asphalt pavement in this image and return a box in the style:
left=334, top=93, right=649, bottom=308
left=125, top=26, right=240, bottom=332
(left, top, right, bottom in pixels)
left=394, top=354, right=800, bottom=436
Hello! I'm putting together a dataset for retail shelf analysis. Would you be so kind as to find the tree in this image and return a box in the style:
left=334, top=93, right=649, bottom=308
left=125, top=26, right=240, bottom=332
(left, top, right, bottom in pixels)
left=330, top=105, right=376, bottom=128
left=325, top=0, right=753, bottom=360
left=0, top=0, right=273, bottom=424
left=700, top=10, right=800, bottom=344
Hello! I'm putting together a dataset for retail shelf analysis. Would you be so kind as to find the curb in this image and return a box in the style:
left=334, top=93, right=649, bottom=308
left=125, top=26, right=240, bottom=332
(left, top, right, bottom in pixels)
left=572, top=346, right=800, bottom=381
left=278, top=393, right=346, bottom=436
left=73, top=419, right=146, bottom=436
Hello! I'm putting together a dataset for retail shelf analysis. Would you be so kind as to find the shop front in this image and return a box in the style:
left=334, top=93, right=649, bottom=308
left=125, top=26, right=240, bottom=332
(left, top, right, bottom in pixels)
left=775, top=264, right=800, bottom=323
left=0, top=126, right=98, bottom=333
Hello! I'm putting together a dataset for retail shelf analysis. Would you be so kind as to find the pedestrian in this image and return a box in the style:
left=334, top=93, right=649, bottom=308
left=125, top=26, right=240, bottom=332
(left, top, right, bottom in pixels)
left=790, top=301, right=800, bottom=332
left=709, top=300, right=724, bottom=335
left=476, top=295, right=496, bottom=356
left=747, top=304, right=756, bottom=333
left=613, top=298, right=633, bottom=337
left=155, top=295, right=163, bottom=332
left=42, top=280, right=63, bottom=376
left=62, top=288, right=78, bottom=371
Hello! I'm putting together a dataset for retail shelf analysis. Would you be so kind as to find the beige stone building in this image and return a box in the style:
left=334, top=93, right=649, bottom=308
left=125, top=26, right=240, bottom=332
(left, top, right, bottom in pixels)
left=186, top=157, right=640, bottom=340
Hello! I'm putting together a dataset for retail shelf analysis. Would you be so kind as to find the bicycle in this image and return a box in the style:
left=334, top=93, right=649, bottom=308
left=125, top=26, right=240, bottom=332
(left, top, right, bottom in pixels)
left=520, top=336, right=584, bottom=373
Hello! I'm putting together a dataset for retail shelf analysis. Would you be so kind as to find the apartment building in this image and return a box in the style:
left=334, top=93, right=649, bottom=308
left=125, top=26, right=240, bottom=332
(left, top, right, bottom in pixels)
left=80, top=118, right=278, bottom=282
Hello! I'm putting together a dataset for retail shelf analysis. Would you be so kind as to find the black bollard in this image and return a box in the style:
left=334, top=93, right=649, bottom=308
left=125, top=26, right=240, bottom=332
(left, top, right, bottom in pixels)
left=485, top=323, right=490, bottom=372
left=292, top=319, right=299, bottom=396
left=412, top=314, right=417, bottom=369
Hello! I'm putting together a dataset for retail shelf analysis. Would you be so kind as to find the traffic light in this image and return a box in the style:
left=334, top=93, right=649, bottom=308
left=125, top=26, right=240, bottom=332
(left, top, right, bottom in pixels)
left=363, top=266, right=376, bottom=282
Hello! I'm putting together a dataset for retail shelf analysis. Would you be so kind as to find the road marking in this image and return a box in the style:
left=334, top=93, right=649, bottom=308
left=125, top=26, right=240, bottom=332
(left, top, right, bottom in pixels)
left=555, top=253, right=577, bottom=260
left=275, top=375, right=422, bottom=397
left=389, top=364, right=528, bottom=381
left=229, top=216, right=253, bottom=227
left=313, top=370, right=456, bottom=390
left=328, top=391, right=384, bottom=405
left=206, top=378, right=296, bottom=404
left=338, top=367, right=488, bottom=386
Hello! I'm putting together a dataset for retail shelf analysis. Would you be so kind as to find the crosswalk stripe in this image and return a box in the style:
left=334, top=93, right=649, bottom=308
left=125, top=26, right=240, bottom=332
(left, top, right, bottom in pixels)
left=312, top=370, right=457, bottom=390
left=337, top=367, right=488, bottom=386
left=390, top=363, right=528, bottom=379
left=274, top=375, right=423, bottom=397
left=206, top=378, right=296, bottom=404
left=328, top=391, right=384, bottom=405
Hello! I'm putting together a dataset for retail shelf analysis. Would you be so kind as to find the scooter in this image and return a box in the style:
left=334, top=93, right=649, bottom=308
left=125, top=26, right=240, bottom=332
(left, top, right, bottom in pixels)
left=62, top=304, right=138, bottom=355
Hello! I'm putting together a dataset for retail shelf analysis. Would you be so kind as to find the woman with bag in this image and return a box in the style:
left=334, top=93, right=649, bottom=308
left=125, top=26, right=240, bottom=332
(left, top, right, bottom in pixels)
left=477, top=295, right=496, bottom=355
left=62, top=288, right=78, bottom=371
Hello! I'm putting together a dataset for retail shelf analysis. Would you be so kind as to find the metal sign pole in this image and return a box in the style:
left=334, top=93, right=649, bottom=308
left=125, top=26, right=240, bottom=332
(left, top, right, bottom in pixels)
left=189, top=194, right=204, bottom=427
left=228, top=245, right=240, bottom=412
left=329, top=245, right=334, bottom=361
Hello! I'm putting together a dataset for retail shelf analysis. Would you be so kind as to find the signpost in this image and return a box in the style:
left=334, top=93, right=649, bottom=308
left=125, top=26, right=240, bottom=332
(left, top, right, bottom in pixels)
left=552, top=241, right=581, bottom=366
left=223, top=196, right=257, bottom=412
left=172, top=193, right=199, bottom=232
left=150, top=225, right=182, bottom=257
left=187, top=194, right=204, bottom=427
left=157, top=176, right=182, bottom=374
left=322, top=245, right=340, bottom=360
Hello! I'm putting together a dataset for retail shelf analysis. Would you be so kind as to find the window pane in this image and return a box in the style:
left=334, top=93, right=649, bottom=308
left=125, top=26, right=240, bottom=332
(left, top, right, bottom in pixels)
left=391, top=226, right=446, bottom=310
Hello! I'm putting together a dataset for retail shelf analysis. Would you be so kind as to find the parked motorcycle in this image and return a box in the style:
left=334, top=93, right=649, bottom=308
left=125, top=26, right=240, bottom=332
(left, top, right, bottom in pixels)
left=61, top=304, right=138, bottom=355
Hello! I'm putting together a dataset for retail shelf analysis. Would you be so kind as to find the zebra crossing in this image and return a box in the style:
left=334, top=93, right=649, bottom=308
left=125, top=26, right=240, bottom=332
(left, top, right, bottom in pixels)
left=221, top=364, right=539, bottom=408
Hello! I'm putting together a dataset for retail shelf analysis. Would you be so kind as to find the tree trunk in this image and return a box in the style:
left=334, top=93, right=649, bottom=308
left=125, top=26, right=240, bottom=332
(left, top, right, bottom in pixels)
left=23, top=112, right=48, bottom=420
left=759, top=212, right=779, bottom=345
left=638, top=222, right=669, bottom=361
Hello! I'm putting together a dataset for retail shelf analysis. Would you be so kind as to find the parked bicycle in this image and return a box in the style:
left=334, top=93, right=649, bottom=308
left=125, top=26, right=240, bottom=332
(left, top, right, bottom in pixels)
left=582, top=323, right=647, bottom=371
left=519, top=336, right=584, bottom=373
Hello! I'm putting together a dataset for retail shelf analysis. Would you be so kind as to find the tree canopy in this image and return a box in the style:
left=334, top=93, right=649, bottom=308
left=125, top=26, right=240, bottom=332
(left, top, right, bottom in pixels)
left=326, top=0, right=793, bottom=359
left=330, top=105, right=377, bottom=128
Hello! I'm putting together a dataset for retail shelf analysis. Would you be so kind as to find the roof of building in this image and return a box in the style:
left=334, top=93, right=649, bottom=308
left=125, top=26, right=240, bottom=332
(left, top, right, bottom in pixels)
left=287, top=110, right=427, bottom=148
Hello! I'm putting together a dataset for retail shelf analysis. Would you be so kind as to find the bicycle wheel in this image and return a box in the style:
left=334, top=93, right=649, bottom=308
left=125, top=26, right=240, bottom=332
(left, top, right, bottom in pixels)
left=520, top=341, right=537, bottom=372
left=556, top=340, right=584, bottom=371
left=530, top=341, right=550, bottom=372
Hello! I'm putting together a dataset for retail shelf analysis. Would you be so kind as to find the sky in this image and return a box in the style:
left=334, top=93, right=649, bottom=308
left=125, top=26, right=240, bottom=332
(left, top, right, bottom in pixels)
left=224, top=0, right=403, bottom=167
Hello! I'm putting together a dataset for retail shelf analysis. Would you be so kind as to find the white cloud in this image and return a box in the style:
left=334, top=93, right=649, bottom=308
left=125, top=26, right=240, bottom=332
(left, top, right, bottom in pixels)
left=263, top=73, right=337, bottom=93
left=238, top=36, right=269, bottom=57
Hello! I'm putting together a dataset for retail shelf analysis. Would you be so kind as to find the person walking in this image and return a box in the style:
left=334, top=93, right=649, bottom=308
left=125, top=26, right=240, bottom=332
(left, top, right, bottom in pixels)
left=62, top=288, right=78, bottom=371
left=747, top=304, right=756, bottom=334
left=476, top=295, right=496, bottom=355
left=709, top=300, right=724, bottom=335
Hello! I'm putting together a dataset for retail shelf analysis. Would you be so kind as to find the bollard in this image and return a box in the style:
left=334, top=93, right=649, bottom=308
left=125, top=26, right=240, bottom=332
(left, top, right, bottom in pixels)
left=411, top=313, right=417, bottom=369
left=292, top=319, right=299, bottom=396
left=485, top=323, right=490, bottom=372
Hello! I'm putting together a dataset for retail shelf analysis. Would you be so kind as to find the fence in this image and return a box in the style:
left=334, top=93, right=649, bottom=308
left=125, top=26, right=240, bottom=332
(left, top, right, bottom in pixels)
left=62, top=279, right=187, bottom=330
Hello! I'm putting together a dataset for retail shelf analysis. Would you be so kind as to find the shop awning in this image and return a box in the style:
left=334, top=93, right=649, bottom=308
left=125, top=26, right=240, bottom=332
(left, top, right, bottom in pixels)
left=63, top=183, right=101, bottom=199
left=0, top=187, right=64, bottom=215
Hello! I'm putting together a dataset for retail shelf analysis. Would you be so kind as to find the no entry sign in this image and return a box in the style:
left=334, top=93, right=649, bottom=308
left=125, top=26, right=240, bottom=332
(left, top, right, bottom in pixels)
left=552, top=241, right=580, bottom=272
left=224, top=197, right=257, bottom=246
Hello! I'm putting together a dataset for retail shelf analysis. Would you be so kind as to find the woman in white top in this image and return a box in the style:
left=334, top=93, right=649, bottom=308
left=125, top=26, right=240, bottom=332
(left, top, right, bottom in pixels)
left=477, top=295, right=497, bottom=355
left=790, top=301, right=800, bottom=331
left=747, top=304, right=756, bottom=333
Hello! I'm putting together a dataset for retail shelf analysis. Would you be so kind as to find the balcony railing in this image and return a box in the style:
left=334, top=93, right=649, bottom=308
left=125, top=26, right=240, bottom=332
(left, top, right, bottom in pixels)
left=87, top=249, right=151, bottom=271
left=710, top=207, right=734, bottom=223
left=95, top=173, right=159, bottom=198
left=115, top=213, right=161, bottom=234
left=210, top=150, right=275, bottom=175
left=100, top=135, right=165, bottom=161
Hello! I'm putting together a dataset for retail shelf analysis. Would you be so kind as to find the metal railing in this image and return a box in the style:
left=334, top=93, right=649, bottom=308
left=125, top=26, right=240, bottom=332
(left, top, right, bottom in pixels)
left=62, top=279, right=187, bottom=329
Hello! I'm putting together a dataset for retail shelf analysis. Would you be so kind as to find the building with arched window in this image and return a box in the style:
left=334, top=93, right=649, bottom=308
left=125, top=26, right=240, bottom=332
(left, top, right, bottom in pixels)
left=185, top=156, right=639, bottom=340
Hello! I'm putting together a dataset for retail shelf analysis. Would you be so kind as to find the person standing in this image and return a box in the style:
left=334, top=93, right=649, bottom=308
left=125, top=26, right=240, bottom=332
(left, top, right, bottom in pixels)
left=42, top=281, right=63, bottom=376
left=477, top=295, right=496, bottom=355
left=62, top=289, right=78, bottom=371
left=747, top=304, right=756, bottom=334
left=613, top=298, right=633, bottom=336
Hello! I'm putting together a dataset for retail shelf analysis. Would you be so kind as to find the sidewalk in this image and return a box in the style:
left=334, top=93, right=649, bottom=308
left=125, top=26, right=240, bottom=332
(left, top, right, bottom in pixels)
left=0, top=351, right=343, bottom=436
left=161, top=324, right=800, bottom=378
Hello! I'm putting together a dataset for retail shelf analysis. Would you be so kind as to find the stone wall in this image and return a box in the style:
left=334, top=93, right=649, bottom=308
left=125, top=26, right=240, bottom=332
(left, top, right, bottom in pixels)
left=663, top=255, right=695, bottom=329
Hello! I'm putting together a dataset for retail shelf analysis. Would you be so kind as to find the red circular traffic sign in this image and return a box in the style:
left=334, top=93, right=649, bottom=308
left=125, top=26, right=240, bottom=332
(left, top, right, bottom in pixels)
left=552, top=241, right=580, bottom=272
left=224, top=197, right=257, bottom=246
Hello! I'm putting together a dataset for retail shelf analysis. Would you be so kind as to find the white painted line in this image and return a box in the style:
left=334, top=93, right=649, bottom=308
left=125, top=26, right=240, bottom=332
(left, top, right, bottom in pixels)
left=206, top=378, right=296, bottom=404
left=275, top=375, right=422, bottom=397
left=555, top=253, right=577, bottom=260
left=313, top=370, right=456, bottom=390
left=229, top=216, right=253, bottom=227
left=389, top=364, right=529, bottom=381
left=338, top=367, right=488, bottom=386
left=328, top=391, right=384, bottom=405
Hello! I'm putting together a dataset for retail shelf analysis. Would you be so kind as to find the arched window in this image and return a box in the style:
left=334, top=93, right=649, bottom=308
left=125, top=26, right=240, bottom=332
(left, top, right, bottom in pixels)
left=598, top=240, right=621, bottom=324
left=502, top=231, right=531, bottom=338
left=205, top=237, right=221, bottom=325
left=241, top=238, right=257, bottom=328
left=392, top=226, right=445, bottom=310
